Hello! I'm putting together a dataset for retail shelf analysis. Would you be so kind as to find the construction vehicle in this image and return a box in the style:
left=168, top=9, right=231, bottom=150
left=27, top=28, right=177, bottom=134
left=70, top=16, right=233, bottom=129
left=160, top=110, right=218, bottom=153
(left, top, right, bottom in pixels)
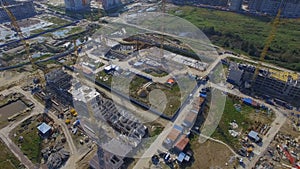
left=70, top=108, right=78, bottom=117
left=279, top=144, right=297, bottom=167
left=65, top=119, right=71, bottom=124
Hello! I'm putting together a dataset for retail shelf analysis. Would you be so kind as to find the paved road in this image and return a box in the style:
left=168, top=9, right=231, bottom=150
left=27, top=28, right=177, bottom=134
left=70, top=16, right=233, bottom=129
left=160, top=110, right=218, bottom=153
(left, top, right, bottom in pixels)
left=133, top=85, right=204, bottom=169
left=133, top=80, right=286, bottom=169
left=47, top=112, right=77, bottom=155
left=133, top=55, right=223, bottom=168
left=0, top=86, right=44, bottom=169
left=245, top=109, right=285, bottom=169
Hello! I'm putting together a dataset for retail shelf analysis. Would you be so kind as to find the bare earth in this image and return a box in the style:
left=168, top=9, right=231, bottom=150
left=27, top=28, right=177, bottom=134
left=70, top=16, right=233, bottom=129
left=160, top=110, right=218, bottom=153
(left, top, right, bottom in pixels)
left=188, top=140, right=237, bottom=169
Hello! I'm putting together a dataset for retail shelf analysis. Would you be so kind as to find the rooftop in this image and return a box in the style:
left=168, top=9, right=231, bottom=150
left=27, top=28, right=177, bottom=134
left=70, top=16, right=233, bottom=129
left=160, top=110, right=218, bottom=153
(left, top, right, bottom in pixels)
left=177, top=152, right=186, bottom=163
left=269, top=69, right=299, bottom=82
left=183, top=111, right=198, bottom=127
left=174, top=135, right=189, bottom=151
left=248, top=130, right=260, bottom=142
left=71, top=83, right=100, bottom=103
left=37, top=122, right=51, bottom=134
left=102, top=138, right=133, bottom=157
left=166, top=125, right=183, bottom=142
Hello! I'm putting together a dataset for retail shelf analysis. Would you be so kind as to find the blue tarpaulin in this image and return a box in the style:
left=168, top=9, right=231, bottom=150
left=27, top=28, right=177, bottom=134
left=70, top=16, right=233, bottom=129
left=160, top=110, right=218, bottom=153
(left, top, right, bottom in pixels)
left=177, top=152, right=186, bottom=163
left=200, top=94, right=207, bottom=98
left=242, top=98, right=252, bottom=105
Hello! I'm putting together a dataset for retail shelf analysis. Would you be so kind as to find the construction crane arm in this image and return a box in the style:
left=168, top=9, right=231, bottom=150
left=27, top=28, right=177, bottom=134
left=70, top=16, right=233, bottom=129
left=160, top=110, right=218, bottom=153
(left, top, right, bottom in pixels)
left=1, top=2, right=34, bottom=68
left=252, top=9, right=281, bottom=81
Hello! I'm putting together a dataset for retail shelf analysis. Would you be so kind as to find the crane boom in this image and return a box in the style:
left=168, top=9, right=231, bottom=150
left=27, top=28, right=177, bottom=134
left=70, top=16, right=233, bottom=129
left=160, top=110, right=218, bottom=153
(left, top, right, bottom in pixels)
left=1, top=1, right=34, bottom=68
left=252, top=10, right=281, bottom=81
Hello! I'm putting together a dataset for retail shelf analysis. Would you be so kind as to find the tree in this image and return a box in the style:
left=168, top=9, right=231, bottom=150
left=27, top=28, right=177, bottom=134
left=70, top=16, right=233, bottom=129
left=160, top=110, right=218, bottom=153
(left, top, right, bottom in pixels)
left=224, top=40, right=230, bottom=47
left=241, top=41, right=249, bottom=52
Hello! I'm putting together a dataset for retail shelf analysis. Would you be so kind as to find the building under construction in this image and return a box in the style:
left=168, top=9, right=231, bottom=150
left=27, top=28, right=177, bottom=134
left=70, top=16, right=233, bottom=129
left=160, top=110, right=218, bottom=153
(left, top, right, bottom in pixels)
left=45, top=69, right=73, bottom=106
left=168, top=0, right=229, bottom=7
left=64, top=0, right=91, bottom=11
left=71, top=81, right=147, bottom=169
left=0, top=0, right=36, bottom=23
left=248, top=0, right=300, bottom=18
left=102, top=0, right=122, bottom=11
left=227, top=62, right=300, bottom=106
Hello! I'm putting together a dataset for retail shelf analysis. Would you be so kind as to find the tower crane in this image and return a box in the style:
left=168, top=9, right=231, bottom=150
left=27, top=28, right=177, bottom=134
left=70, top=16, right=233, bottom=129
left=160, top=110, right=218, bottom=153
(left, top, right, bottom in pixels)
left=0, top=0, right=51, bottom=90
left=251, top=10, right=281, bottom=83
left=159, top=0, right=166, bottom=60
left=0, top=0, right=34, bottom=68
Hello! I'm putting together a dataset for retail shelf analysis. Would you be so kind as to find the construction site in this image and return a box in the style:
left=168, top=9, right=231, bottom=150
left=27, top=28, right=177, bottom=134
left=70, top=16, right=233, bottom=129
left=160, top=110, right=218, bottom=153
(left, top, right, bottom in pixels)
left=1, top=0, right=299, bottom=168
left=23, top=67, right=151, bottom=168
left=71, top=81, right=150, bottom=168
left=227, top=61, right=300, bottom=107
left=256, top=118, right=300, bottom=169
left=0, top=0, right=36, bottom=23
left=11, top=114, right=71, bottom=168
left=0, top=92, right=34, bottom=128
left=73, top=30, right=209, bottom=118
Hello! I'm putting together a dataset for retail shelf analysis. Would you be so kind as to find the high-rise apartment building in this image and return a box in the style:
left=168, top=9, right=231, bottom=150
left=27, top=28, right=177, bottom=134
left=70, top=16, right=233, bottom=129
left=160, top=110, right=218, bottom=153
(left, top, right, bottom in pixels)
left=249, top=0, right=300, bottom=18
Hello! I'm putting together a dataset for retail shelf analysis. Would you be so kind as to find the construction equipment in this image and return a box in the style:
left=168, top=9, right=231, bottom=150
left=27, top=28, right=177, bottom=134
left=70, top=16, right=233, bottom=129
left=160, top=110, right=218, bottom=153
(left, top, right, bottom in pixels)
left=1, top=0, right=54, bottom=88
left=0, top=0, right=50, bottom=89
left=279, top=144, right=296, bottom=166
left=73, top=39, right=78, bottom=57
left=159, top=0, right=166, bottom=60
left=70, top=108, right=78, bottom=117
left=252, top=9, right=281, bottom=83
left=65, top=119, right=71, bottom=124
left=0, top=0, right=33, bottom=68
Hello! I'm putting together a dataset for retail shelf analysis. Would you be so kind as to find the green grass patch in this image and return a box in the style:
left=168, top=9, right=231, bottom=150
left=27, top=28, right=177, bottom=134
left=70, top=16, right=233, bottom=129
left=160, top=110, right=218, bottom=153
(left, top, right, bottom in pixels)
left=96, top=70, right=113, bottom=86
left=129, top=76, right=149, bottom=93
left=211, top=96, right=273, bottom=151
left=0, top=139, right=24, bottom=169
left=169, top=6, right=300, bottom=71
left=145, top=122, right=164, bottom=137
left=95, top=71, right=194, bottom=117
left=30, top=28, right=45, bottom=35
left=12, top=119, right=42, bottom=164
left=41, top=16, right=71, bottom=26
left=143, top=68, right=169, bottom=77
left=66, top=27, right=84, bottom=36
